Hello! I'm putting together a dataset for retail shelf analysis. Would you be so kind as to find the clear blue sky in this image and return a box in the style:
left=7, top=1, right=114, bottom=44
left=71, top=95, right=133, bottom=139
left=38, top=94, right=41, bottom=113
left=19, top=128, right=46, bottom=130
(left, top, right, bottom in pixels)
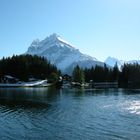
left=0, top=0, right=140, bottom=61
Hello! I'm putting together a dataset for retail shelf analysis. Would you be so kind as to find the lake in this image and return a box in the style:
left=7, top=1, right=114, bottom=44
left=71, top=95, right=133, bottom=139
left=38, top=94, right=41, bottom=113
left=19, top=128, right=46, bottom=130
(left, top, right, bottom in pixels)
left=0, top=87, right=140, bottom=140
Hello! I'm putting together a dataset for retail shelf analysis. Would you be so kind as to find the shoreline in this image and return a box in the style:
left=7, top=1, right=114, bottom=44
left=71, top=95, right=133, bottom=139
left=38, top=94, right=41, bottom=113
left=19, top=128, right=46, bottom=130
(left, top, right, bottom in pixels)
left=0, top=80, right=54, bottom=88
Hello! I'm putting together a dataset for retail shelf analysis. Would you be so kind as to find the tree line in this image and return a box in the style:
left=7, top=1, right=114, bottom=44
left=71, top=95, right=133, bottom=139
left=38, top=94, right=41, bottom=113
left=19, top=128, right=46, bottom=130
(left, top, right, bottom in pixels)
left=72, top=63, right=140, bottom=88
left=0, top=54, right=140, bottom=88
left=0, top=55, right=61, bottom=82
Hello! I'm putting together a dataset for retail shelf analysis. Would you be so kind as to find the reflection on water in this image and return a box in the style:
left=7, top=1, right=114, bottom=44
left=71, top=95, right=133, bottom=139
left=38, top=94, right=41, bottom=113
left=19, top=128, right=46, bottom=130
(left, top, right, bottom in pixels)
left=0, top=88, right=50, bottom=108
left=0, top=87, right=63, bottom=108
left=123, top=100, right=140, bottom=115
left=0, top=87, right=140, bottom=140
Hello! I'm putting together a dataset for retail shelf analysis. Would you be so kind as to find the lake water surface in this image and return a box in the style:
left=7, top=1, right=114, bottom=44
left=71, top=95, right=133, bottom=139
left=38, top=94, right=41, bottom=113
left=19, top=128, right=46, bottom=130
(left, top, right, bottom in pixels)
left=0, top=87, right=140, bottom=140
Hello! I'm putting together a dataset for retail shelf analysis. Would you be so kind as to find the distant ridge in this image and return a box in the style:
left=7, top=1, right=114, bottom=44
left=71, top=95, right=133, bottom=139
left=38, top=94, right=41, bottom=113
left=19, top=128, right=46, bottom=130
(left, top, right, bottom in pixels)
left=105, top=56, right=140, bottom=69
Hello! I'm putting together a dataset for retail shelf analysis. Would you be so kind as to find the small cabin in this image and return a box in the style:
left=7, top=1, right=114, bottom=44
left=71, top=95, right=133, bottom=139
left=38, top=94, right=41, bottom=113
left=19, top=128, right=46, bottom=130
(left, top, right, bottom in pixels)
left=62, top=74, right=72, bottom=81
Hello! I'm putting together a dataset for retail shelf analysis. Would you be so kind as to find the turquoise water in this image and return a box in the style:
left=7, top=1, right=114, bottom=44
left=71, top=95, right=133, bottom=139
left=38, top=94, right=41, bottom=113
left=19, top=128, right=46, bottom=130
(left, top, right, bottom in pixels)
left=0, top=87, right=140, bottom=140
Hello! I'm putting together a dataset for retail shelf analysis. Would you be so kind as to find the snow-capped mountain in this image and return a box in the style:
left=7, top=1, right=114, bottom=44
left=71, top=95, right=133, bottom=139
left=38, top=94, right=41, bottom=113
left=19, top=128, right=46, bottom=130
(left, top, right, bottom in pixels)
left=105, top=57, right=124, bottom=68
left=26, top=33, right=105, bottom=73
left=105, top=56, right=140, bottom=69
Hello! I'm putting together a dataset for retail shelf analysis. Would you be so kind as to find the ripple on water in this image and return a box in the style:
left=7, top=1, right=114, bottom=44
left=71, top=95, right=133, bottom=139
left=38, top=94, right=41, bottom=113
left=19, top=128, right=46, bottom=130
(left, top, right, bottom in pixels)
left=0, top=88, right=140, bottom=140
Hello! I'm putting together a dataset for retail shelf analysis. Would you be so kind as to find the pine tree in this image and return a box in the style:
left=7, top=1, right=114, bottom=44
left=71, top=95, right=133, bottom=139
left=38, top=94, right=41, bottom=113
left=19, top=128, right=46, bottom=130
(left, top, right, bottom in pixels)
left=112, top=63, right=119, bottom=82
left=72, top=65, right=85, bottom=83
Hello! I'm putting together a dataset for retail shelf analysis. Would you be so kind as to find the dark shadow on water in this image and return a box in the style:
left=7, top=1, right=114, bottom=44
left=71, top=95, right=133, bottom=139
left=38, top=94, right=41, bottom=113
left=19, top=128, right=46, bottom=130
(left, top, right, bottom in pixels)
left=0, top=87, right=54, bottom=109
left=0, top=87, right=139, bottom=109
left=0, top=98, right=50, bottom=109
left=121, top=88, right=140, bottom=95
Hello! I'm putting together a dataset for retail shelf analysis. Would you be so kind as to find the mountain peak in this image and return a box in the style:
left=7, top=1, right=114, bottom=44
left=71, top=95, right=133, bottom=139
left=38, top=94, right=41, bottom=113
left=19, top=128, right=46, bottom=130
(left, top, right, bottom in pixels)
left=26, top=33, right=104, bottom=73
left=44, top=33, right=60, bottom=43
left=46, top=33, right=73, bottom=47
left=105, top=56, right=118, bottom=62
left=31, top=39, right=40, bottom=46
left=48, top=33, right=60, bottom=39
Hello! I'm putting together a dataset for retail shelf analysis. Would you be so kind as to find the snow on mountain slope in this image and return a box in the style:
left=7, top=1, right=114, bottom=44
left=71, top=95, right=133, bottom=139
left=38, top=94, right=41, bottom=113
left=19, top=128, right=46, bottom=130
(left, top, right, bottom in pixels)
left=105, top=57, right=124, bottom=68
left=26, top=33, right=104, bottom=73
left=65, top=59, right=105, bottom=74
left=105, top=56, right=140, bottom=69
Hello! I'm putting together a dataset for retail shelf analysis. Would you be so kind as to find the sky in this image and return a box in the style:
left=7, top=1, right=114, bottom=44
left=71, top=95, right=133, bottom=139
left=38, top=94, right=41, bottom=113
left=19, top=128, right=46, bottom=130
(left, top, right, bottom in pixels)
left=0, top=0, right=140, bottom=61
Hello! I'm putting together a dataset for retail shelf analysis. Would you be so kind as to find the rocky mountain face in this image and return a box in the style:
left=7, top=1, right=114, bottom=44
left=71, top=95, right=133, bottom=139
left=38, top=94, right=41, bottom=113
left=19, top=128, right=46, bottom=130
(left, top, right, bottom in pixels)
left=26, top=33, right=105, bottom=74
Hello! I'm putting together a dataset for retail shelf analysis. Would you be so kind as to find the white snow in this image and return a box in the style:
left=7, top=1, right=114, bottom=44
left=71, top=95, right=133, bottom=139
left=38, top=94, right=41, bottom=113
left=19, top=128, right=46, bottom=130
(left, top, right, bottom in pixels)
left=0, top=80, right=48, bottom=87
left=26, top=33, right=104, bottom=73
left=57, top=37, right=75, bottom=48
left=105, top=56, right=140, bottom=69
left=57, top=53, right=81, bottom=70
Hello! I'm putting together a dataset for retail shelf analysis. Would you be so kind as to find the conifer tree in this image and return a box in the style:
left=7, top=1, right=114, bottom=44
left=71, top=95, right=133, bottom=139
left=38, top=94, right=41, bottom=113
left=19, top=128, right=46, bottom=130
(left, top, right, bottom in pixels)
left=72, top=65, right=85, bottom=83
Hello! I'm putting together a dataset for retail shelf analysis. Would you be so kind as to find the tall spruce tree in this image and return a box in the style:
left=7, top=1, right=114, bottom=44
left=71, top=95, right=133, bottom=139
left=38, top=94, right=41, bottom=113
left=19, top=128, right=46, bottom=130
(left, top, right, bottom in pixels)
left=112, top=63, right=119, bottom=82
left=72, top=65, right=85, bottom=83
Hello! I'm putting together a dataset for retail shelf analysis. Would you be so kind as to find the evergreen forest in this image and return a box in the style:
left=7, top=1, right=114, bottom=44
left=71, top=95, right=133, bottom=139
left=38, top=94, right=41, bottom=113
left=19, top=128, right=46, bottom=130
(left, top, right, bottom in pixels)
left=0, top=55, right=61, bottom=82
